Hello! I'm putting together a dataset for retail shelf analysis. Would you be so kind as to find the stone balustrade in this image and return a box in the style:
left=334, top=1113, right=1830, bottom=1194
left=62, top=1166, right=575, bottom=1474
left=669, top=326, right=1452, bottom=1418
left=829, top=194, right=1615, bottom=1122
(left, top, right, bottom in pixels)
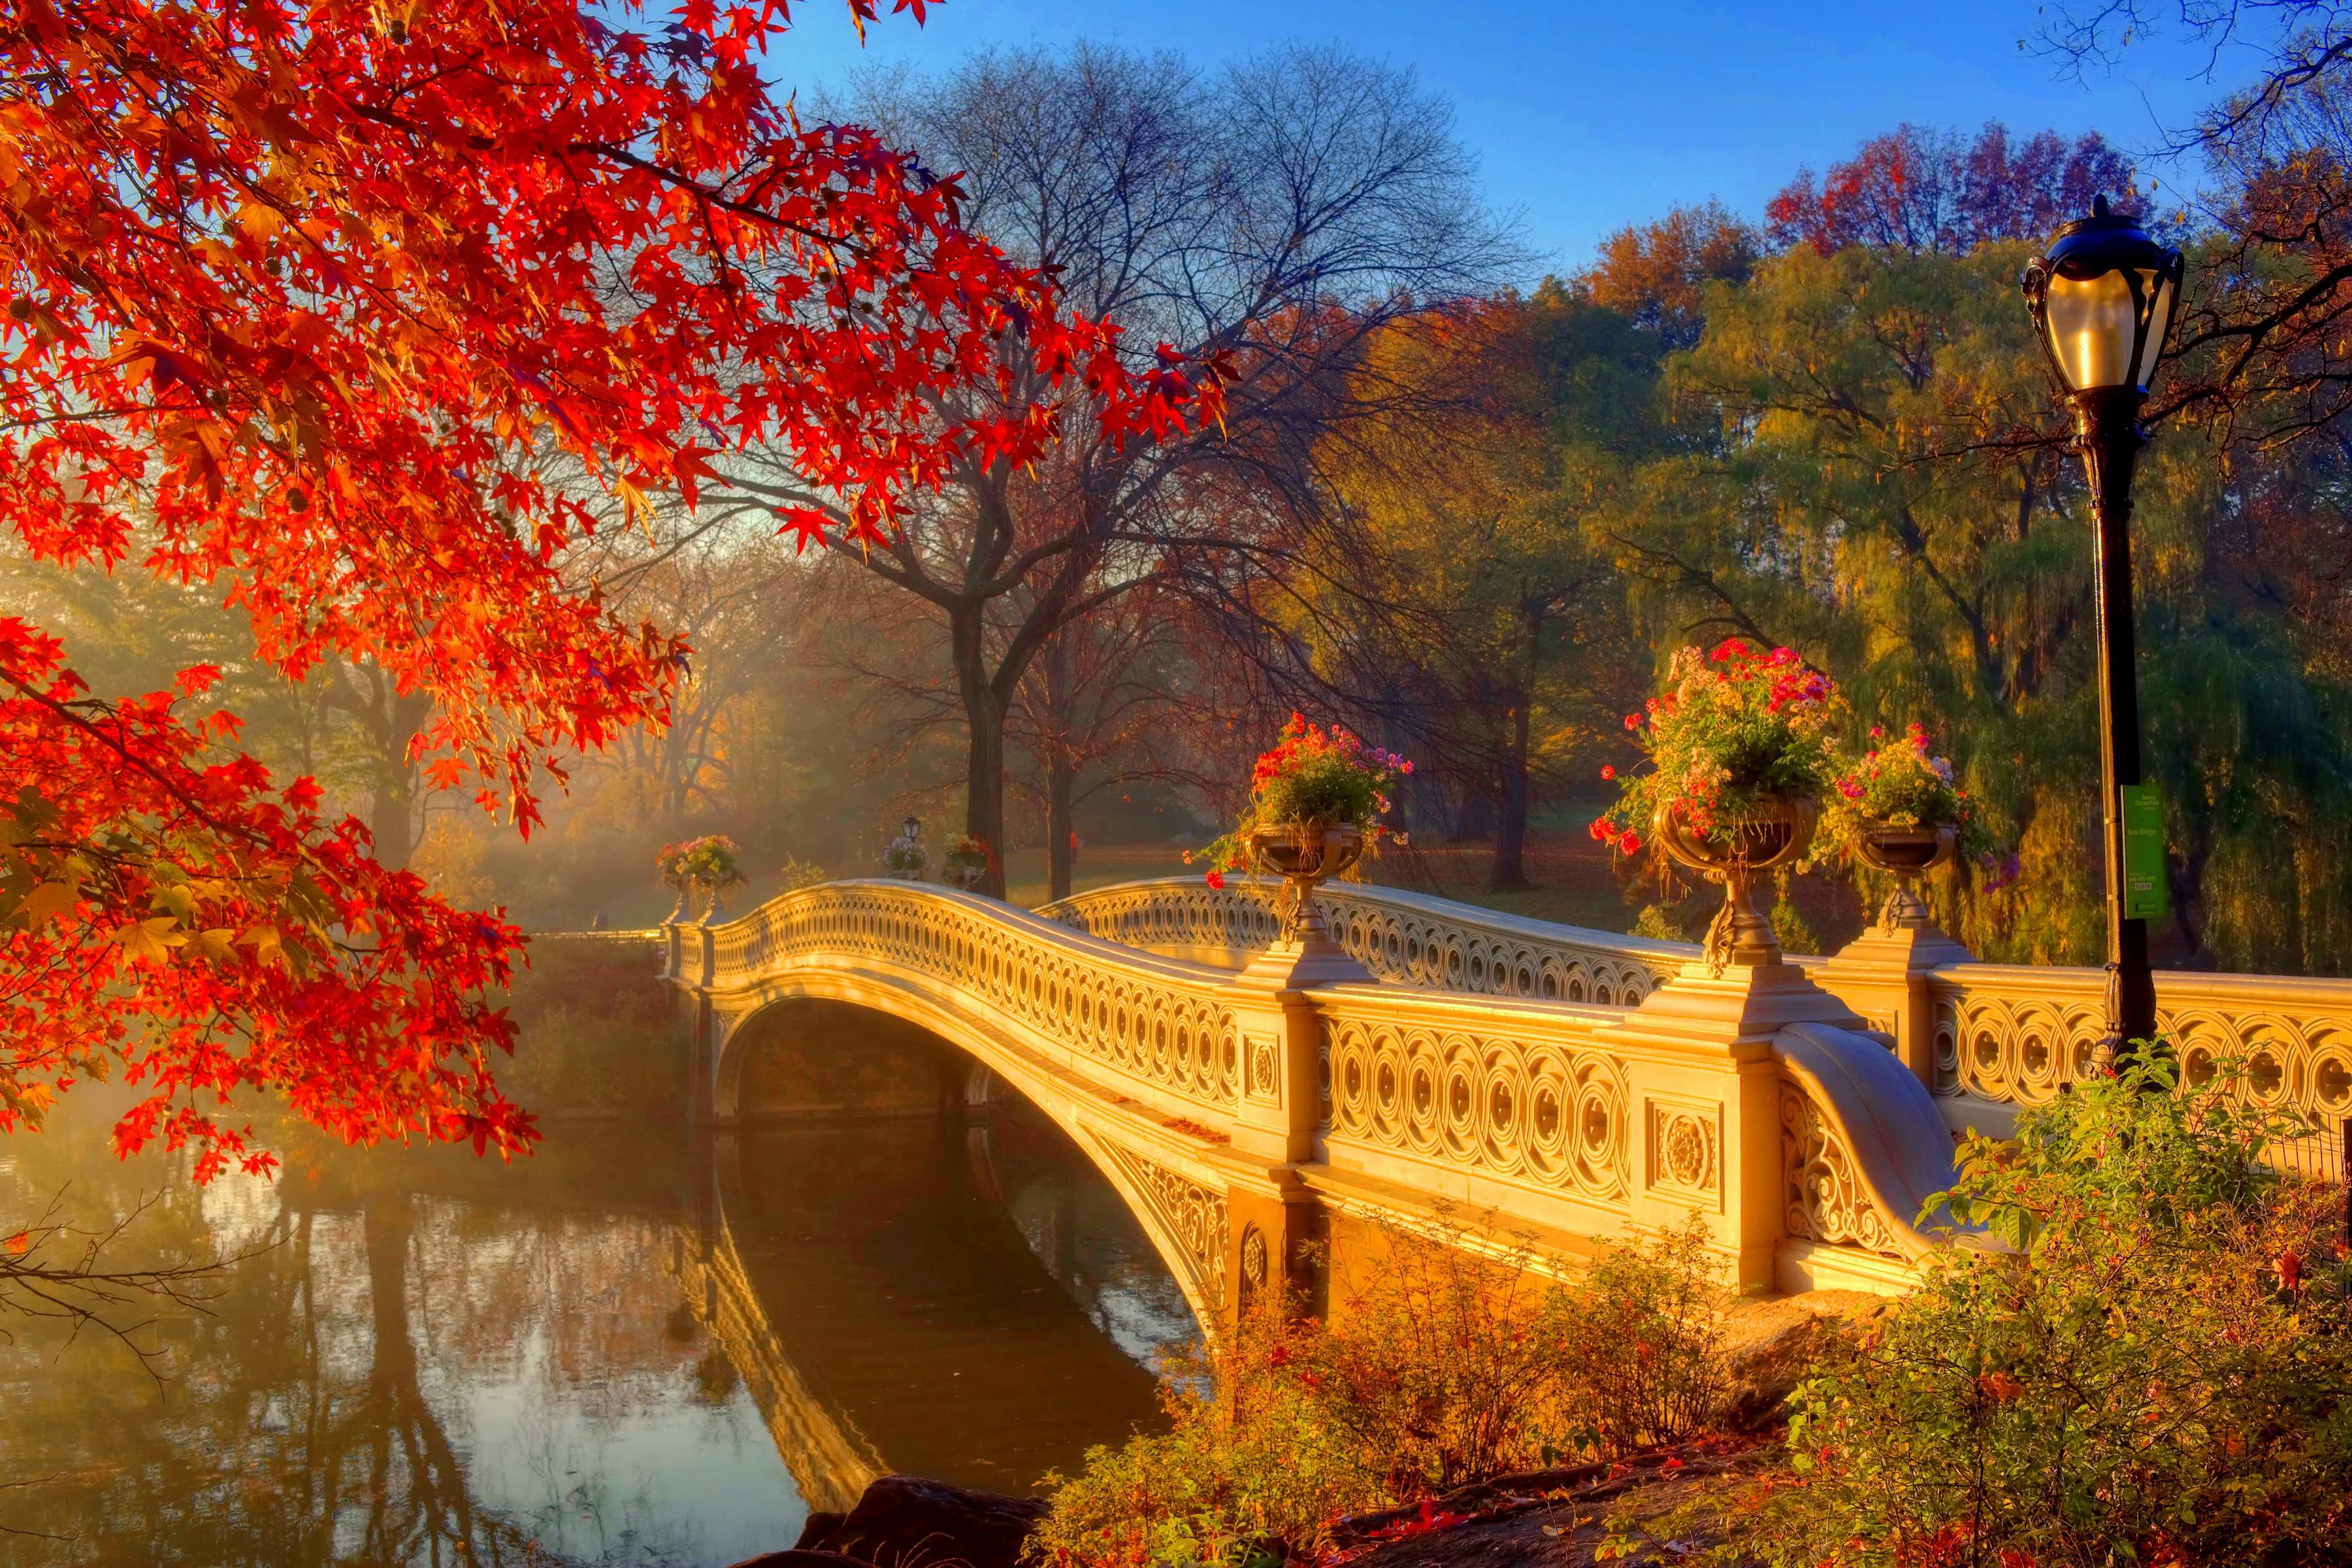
left=1048, top=875, right=2352, bottom=1150
left=681, top=880, right=1244, bottom=1120
left=1043, top=875, right=1690, bottom=1005
left=664, top=876, right=1960, bottom=1306
left=1930, top=962, right=2352, bottom=1146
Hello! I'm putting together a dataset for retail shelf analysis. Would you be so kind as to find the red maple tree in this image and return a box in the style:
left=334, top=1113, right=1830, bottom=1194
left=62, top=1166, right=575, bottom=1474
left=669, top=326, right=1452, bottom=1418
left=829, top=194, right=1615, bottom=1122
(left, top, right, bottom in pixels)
left=1765, top=122, right=2137, bottom=256
left=0, top=0, right=1217, bottom=1178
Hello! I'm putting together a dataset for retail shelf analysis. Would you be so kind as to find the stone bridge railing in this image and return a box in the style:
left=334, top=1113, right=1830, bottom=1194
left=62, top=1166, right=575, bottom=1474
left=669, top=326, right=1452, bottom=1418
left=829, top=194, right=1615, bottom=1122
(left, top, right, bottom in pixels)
left=659, top=878, right=1985, bottom=1306
left=676, top=880, right=1244, bottom=1121
left=1045, top=875, right=2352, bottom=1171
left=1041, top=876, right=1690, bottom=1006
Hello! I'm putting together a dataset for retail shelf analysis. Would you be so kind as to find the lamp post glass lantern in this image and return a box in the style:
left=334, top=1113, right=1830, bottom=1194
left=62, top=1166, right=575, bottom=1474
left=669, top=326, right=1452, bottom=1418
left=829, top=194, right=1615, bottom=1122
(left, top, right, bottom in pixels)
left=2020, top=193, right=2183, bottom=1063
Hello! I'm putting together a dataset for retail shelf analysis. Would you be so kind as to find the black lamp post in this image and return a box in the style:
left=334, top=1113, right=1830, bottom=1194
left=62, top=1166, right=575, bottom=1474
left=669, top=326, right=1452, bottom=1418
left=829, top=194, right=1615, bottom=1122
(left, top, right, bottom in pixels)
left=2021, top=194, right=2184, bottom=1065
left=902, top=813, right=922, bottom=841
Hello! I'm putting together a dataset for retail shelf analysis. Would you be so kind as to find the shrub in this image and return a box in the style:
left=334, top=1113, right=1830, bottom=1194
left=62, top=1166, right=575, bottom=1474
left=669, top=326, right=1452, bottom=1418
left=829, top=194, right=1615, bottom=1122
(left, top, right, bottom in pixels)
left=501, top=941, right=687, bottom=1112
left=1306, top=1213, right=1585, bottom=1495
left=1631, top=902, right=1691, bottom=941
left=1767, top=889, right=1821, bottom=955
left=1028, top=1294, right=1373, bottom=1568
left=1761, top=1051, right=2352, bottom=1567
left=776, top=855, right=828, bottom=893
left=1028, top=1212, right=1730, bottom=1568
left=1567, top=1213, right=1731, bottom=1455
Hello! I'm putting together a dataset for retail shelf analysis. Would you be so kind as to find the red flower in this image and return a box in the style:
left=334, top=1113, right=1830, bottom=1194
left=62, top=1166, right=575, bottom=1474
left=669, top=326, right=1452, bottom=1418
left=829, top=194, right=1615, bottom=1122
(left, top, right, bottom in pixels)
left=1205, top=870, right=1226, bottom=890
left=1600, top=764, right=1616, bottom=781
left=1624, top=713, right=1641, bottom=731
left=1588, top=818, right=1611, bottom=841
left=1618, top=831, right=1642, bottom=855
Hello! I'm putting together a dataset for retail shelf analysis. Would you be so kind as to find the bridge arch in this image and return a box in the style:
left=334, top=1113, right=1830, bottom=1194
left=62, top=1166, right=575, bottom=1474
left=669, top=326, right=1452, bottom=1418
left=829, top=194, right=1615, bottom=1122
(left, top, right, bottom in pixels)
left=708, top=973, right=1233, bottom=1330
left=663, top=877, right=1961, bottom=1306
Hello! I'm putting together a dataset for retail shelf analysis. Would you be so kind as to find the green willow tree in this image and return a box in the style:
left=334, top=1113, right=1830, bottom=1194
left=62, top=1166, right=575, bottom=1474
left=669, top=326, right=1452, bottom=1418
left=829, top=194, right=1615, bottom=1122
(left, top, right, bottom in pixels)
left=1601, top=238, right=2352, bottom=970
left=1307, top=286, right=1658, bottom=892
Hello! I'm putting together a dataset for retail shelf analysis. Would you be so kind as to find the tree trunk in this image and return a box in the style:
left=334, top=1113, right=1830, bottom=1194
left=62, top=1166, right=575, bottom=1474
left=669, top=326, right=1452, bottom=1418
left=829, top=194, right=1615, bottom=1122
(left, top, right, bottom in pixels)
left=1047, top=757, right=1076, bottom=902
left=953, top=608, right=1011, bottom=899
left=371, top=777, right=414, bottom=872
left=1488, top=689, right=1535, bottom=893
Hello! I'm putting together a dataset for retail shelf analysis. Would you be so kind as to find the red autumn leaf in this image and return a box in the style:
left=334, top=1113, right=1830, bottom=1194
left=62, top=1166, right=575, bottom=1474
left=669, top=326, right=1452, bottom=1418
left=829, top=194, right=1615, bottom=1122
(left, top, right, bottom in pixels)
left=0, top=0, right=1218, bottom=1179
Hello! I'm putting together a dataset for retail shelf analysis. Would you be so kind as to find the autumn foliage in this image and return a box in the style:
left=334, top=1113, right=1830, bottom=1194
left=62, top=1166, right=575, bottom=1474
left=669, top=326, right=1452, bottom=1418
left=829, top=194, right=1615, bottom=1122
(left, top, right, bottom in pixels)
left=0, top=0, right=1217, bottom=1175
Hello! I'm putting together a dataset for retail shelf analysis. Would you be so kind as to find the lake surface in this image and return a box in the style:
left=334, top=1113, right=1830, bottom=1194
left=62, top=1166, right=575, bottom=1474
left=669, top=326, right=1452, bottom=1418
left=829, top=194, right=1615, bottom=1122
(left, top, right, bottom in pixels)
left=0, top=1099, right=1192, bottom=1567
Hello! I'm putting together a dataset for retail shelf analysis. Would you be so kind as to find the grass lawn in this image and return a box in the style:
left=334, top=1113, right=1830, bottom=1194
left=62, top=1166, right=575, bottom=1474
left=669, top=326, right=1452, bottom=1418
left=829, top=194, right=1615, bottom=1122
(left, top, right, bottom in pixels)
left=1002, top=841, right=1196, bottom=907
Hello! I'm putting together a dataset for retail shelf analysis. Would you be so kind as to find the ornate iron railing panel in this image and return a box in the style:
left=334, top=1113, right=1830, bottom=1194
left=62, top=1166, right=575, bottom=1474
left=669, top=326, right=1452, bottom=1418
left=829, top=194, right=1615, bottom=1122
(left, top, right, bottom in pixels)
left=1315, top=989, right=1635, bottom=1214
left=704, top=880, right=1243, bottom=1113
left=1044, top=877, right=1692, bottom=1007
left=1932, top=963, right=2352, bottom=1132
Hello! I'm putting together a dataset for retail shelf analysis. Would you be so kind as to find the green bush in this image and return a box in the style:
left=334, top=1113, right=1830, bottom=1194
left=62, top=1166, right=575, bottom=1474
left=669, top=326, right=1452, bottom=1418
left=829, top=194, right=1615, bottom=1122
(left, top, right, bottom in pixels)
left=500, top=940, right=687, bottom=1113
left=1028, top=1299, right=1372, bottom=1568
left=1631, top=902, right=1691, bottom=941
left=1568, top=1213, right=1731, bottom=1455
left=1028, top=1212, right=1729, bottom=1568
left=1761, top=1052, right=2352, bottom=1567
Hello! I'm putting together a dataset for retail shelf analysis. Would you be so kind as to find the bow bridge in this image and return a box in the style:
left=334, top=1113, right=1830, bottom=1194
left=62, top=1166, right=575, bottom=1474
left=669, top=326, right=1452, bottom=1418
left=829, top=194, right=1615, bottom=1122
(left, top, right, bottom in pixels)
left=655, top=874, right=2352, bottom=1322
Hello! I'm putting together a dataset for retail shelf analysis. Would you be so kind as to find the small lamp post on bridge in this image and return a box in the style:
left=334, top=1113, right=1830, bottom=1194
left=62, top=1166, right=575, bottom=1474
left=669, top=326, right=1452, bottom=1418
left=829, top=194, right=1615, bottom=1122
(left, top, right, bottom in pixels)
left=2020, top=194, right=2184, bottom=1068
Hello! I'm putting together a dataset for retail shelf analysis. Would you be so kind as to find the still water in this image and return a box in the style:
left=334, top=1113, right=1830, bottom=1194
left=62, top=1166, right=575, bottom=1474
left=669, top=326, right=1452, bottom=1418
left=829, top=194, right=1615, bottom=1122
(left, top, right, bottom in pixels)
left=0, top=1098, right=1192, bottom=1567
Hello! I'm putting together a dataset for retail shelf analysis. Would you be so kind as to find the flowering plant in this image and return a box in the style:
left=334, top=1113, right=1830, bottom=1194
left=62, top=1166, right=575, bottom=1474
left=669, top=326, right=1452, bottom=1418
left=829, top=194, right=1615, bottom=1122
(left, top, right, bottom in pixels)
left=1190, top=713, right=1412, bottom=890
left=1592, top=640, right=1845, bottom=857
left=943, top=834, right=990, bottom=873
left=881, top=830, right=929, bottom=879
left=657, top=834, right=746, bottom=890
left=1818, top=723, right=1994, bottom=859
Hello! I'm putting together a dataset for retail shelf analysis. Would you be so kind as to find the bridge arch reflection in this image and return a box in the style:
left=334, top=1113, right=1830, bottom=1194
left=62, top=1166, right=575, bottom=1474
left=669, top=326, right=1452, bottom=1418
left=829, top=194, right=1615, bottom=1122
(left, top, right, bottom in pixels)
left=707, top=985, right=1241, bottom=1333
left=677, top=1017, right=1200, bottom=1512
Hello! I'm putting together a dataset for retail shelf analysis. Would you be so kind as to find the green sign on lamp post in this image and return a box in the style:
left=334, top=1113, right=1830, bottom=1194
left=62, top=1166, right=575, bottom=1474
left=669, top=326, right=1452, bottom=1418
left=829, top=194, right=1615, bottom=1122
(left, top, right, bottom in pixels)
left=2120, top=784, right=2167, bottom=923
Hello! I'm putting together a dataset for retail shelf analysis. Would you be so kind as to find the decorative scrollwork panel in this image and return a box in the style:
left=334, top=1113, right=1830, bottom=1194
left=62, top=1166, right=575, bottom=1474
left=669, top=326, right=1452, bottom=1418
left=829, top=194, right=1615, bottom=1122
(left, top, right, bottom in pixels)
left=1096, top=1141, right=1230, bottom=1311
left=1324, top=1016, right=1631, bottom=1206
left=1045, top=877, right=1689, bottom=1007
left=1780, top=1083, right=1904, bottom=1258
left=1935, top=971, right=2352, bottom=1135
left=704, top=883, right=1239, bottom=1111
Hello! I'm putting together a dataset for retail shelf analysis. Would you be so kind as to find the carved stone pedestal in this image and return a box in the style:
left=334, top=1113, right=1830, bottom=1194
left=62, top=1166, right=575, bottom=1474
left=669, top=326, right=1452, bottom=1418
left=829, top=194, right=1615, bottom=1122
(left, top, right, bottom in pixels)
left=1597, top=955, right=1865, bottom=1294
left=1222, top=933, right=1371, bottom=1165
left=1816, top=920, right=1971, bottom=1090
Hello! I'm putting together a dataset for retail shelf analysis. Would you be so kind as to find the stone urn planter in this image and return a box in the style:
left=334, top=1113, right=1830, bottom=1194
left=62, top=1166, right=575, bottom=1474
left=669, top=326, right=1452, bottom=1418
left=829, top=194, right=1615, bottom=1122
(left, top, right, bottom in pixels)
left=1853, top=822, right=1956, bottom=933
left=1246, top=821, right=1362, bottom=945
left=662, top=879, right=689, bottom=924
left=945, top=862, right=985, bottom=890
left=1652, top=796, right=1819, bottom=971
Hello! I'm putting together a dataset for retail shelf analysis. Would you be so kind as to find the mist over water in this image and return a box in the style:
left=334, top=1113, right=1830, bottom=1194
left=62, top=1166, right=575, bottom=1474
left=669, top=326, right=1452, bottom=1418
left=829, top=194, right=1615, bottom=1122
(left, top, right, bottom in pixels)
left=0, top=1094, right=1188, bottom=1567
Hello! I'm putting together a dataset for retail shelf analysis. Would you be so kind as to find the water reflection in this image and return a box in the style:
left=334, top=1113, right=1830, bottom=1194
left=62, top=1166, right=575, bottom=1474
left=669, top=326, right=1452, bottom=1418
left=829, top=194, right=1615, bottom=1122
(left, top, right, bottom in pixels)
left=0, top=1094, right=1186, bottom=1567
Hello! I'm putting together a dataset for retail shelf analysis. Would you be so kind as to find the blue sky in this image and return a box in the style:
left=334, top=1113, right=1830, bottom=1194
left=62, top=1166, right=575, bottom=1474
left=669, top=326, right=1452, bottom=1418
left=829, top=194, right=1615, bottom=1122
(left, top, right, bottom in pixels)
left=766, top=0, right=2269, bottom=281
